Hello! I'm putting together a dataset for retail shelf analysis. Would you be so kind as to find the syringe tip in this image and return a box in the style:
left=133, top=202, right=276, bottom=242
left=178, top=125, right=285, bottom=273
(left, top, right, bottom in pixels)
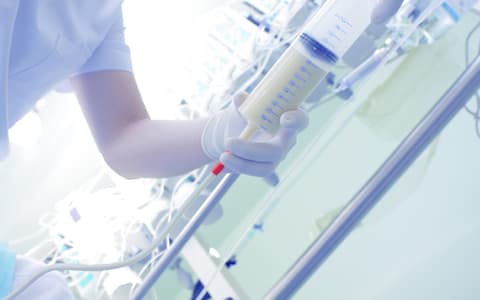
left=212, top=162, right=225, bottom=175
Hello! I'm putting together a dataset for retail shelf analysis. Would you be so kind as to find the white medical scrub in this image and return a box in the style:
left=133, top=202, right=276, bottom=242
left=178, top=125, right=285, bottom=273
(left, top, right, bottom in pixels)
left=0, top=1, right=133, bottom=298
left=0, top=0, right=133, bottom=152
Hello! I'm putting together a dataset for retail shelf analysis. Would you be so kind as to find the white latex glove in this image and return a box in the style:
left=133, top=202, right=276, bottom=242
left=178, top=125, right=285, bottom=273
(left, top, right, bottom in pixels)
left=9, top=256, right=74, bottom=300
left=201, top=92, right=308, bottom=182
left=371, top=0, right=405, bottom=24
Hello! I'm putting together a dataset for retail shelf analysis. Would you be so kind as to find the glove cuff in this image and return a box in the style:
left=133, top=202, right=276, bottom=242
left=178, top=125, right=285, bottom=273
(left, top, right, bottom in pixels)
left=201, top=94, right=249, bottom=161
left=201, top=111, right=227, bottom=161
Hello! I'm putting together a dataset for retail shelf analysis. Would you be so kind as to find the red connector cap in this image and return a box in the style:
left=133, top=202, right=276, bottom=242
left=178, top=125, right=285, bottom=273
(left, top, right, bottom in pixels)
left=212, top=162, right=225, bottom=176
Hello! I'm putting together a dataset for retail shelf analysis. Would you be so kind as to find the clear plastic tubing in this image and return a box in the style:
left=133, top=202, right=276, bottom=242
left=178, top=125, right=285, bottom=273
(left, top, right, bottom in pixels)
left=239, top=0, right=378, bottom=135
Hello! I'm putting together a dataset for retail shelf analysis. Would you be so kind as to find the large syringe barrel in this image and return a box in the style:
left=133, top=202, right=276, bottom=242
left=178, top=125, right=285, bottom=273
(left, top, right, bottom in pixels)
left=239, top=0, right=378, bottom=135
left=299, top=1, right=378, bottom=61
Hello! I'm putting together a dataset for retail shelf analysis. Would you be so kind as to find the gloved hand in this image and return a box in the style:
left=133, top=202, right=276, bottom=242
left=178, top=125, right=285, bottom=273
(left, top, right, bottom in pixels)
left=371, top=0, right=405, bottom=24
left=201, top=92, right=308, bottom=181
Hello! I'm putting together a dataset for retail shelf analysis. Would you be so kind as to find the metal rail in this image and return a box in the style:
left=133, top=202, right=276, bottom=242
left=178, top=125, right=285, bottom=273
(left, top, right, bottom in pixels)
left=264, top=54, right=480, bottom=300
left=132, top=173, right=239, bottom=300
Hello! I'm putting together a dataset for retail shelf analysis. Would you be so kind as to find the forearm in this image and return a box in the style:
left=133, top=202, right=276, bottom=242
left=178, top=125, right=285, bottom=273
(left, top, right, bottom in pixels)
left=103, top=117, right=211, bottom=179
left=70, top=71, right=212, bottom=179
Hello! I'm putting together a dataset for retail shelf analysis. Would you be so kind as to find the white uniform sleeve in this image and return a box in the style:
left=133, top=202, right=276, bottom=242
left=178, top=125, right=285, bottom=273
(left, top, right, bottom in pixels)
left=11, top=256, right=75, bottom=300
left=76, top=11, right=133, bottom=74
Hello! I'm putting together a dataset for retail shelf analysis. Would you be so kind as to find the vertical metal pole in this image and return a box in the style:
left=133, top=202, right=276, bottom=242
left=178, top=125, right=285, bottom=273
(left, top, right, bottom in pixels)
left=132, top=173, right=239, bottom=300
left=264, top=54, right=480, bottom=300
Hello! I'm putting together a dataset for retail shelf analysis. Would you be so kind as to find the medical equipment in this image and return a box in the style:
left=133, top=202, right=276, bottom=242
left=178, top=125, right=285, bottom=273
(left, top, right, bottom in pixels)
left=9, top=0, right=480, bottom=299
left=211, top=0, right=379, bottom=171
left=334, top=0, right=480, bottom=100
left=335, top=45, right=393, bottom=98
left=4, top=192, right=189, bottom=299
left=420, top=0, right=477, bottom=42
left=371, top=0, right=406, bottom=24
left=131, top=1, right=393, bottom=299
left=393, top=0, right=478, bottom=46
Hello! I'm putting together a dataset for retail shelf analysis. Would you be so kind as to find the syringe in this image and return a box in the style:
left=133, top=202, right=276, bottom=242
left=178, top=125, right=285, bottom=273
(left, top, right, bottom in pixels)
left=127, top=1, right=383, bottom=299
left=131, top=8, right=388, bottom=298
left=129, top=6, right=387, bottom=298
left=211, top=0, right=379, bottom=176
left=150, top=0, right=386, bottom=264
left=148, top=4, right=384, bottom=264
